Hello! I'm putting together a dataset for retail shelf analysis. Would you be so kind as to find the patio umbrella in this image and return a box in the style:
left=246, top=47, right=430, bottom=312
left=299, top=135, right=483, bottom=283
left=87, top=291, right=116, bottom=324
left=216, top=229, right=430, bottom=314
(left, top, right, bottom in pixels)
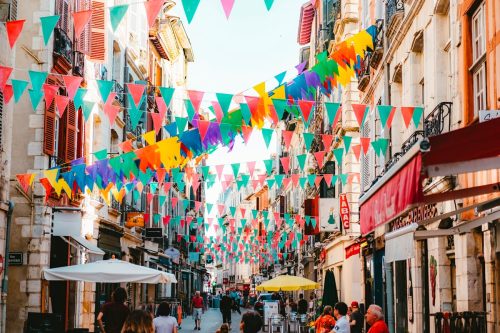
left=256, top=275, right=319, bottom=291
left=321, top=270, right=338, bottom=308
left=42, top=259, right=177, bottom=284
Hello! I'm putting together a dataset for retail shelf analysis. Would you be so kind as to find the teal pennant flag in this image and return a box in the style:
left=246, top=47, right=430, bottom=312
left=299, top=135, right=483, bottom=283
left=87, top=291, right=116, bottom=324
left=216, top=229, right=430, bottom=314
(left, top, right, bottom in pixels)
left=261, top=128, right=274, bottom=149
left=11, top=79, right=28, bottom=103
left=231, top=163, right=240, bottom=178
left=272, top=99, right=287, bottom=120
left=109, top=5, right=129, bottom=32
left=159, top=86, right=175, bottom=107
left=377, top=105, right=392, bottom=128
left=264, top=0, right=275, bottom=10
left=97, top=80, right=114, bottom=103
left=181, top=0, right=201, bottom=23
left=274, top=174, right=284, bottom=188
left=299, top=177, right=307, bottom=189
left=413, top=106, right=424, bottom=128
left=184, top=99, right=196, bottom=120
left=216, top=92, right=233, bottom=116
left=82, top=101, right=95, bottom=121
left=325, top=102, right=340, bottom=125
left=303, top=132, right=314, bottom=151
left=175, top=116, right=188, bottom=134
left=73, top=88, right=87, bottom=111
left=274, top=71, right=286, bottom=85
left=343, top=135, right=352, bottom=154
left=40, top=15, right=60, bottom=45
left=307, top=174, right=316, bottom=187
left=239, top=103, right=252, bottom=125
left=28, top=89, right=44, bottom=110
left=334, top=148, right=344, bottom=166
left=129, top=95, right=143, bottom=128
left=378, top=138, right=389, bottom=156
left=263, top=159, right=273, bottom=176
left=297, top=154, right=307, bottom=171
left=28, top=70, right=48, bottom=91
left=340, top=174, right=348, bottom=186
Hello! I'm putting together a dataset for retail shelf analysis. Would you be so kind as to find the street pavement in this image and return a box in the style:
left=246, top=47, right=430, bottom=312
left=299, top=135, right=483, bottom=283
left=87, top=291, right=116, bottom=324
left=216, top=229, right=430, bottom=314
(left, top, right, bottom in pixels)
left=179, top=308, right=244, bottom=333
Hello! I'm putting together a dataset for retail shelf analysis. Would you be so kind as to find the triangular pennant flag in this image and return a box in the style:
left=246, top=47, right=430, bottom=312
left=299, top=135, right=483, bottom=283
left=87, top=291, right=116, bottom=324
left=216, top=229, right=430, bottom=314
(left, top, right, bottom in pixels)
left=263, top=159, right=273, bottom=176
left=343, top=135, right=352, bottom=154
left=340, top=174, right=348, bottom=186
left=334, top=148, right=344, bottom=165
left=298, top=100, right=315, bottom=123
left=150, top=113, right=163, bottom=134
left=352, top=103, right=367, bottom=127
left=159, top=86, right=175, bottom=107
left=264, top=0, right=275, bottom=10
left=28, top=89, right=44, bottom=110
left=73, top=88, right=87, bottom=111
left=261, top=128, right=274, bottom=149
left=378, top=138, right=389, bottom=156
left=325, top=102, right=341, bottom=126
left=231, top=163, right=240, bottom=178
left=239, top=103, right=252, bottom=125
left=144, top=0, right=167, bottom=28
left=272, top=99, right=287, bottom=120
left=307, top=174, right=316, bottom=187
left=97, top=80, right=114, bottom=103
left=352, top=144, right=361, bottom=161
left=241, top=125, right=253, bottom=144
left=313, top=151, right=325, bottom=169
left=181, top=0, right=201, bottom=23
left=282, top=130, right=294, bottom=150
left=215, top=165, right=225, bottom=180
left=55, top=95, right=70, bottom=117
left=303, top=132, right=314, bottom=151
left=371, top=140, right=381, bottom=156
left=220, top=0, right=235, bottom=18
left=216, top=92, right=233, bottom=116
left=0, top=66, right=13, bottom=92
left=184, top=99, right=196, bottom=120
left=11, top=79, right=28, bottom=103
left=94, top=149, right=107, bottom=161
left=28, top=70, right=48, bottom=91
left=296, top=154, right=307, bottom=171
left=413, top=106, right=424, bottom=128
left=377, top=105, right=393, bottom=129
left=323, top=174, right=333, bottom=187
left=274, top=71, right=286, bottom=85
left=280, top=157, right=290, bottom=174
left=400, top=106, right=415, bottom=128
left=197, top=120, right=211, bottom=141
left=3, top=85, right=13, bottom=104
left=16, top=173, right=35, bottom=193
left=175, top=116, right=188, bottom=133
left=360, top=137, right=371, bottom=155
left=187, top=90, right=204, bottom=112
left=62, top=75, right=83, bottom=99
left=291, top=174, right=300, bottom=187
left=143, top=130, right=157, bottom=145
left=6, top=20, right=25, bottom=48
left=315, top=175, right=323, bottom=188
left=40, top=15, right=60, bottom=45
left=321, top=134, right=334, bottom=151
left=72, top=10, right=93, bottom=37
left=246, top=161, right=256, bottom=177
left=83, top=101, right=95, bottom=121
left=295, top=61, right=307, bottom=74
left=126, top=83, right=146, bottom=107
left=43, top=84, right=58, bottom=109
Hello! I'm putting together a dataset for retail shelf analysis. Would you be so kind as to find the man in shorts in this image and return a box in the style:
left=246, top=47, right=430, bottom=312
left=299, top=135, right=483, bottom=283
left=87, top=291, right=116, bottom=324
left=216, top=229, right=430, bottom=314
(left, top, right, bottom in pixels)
left=191, top=291, right=204, bottom=330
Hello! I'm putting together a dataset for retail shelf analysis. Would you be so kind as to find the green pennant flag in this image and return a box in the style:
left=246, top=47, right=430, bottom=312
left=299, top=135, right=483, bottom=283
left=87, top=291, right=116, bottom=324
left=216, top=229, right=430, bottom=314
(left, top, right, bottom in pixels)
left=340, top=174, right=348, bottom=186
left=307, top=174, right=316, bottom=187
left=201, top=166, right=210, bottom=179
left=74, top=88, right=87, bottom=111
left=109, top=4, right=129, bottom=31
left=28, top=89, right=44, bottom=110
left=109, top=157, right=122, bottom=176
left=229, top=206, right=236, bottom=216
left=40, top=15, right=60, bottom=45
left=206, top=203, right=213, bottom=214
left=94, top=149, right=107, bottom=160
left=413, top=106, right=424, bottom=128
left=184, top=99, right=196, bottom=120
left=216, top=92, right=233, bottom=116
left=159, top=86, right=175, bottom=107
left=299, top=177, right=307, bottom=189
left=236, top=179, right=245, bottom=190
left=272, top=99, right=287, bottom=120
left=324, top=102, right=340, bottom=125
left=267, top=179, right=275, bottom=189
left=175, top=116, right=188, bottom=134
left=274, top=174, right=284, bottom=188
left=239, top=103, right=252, bottom=125
left=303, top=132, right=314, bottom=151
left=11, top=79, right=28, bottom=103
left=96, top=79, right=114, bottom=103
left=371, top=140, right=381, bottom=156
left=153, top=214, right=161, bottom=224
left=297, top=154, right=307, bottom=171
left=129, top=97, right=143, bottom=128
left=378, top=138, right=389, bottom=156
left=264, top=0, right=275, bottom=10
left=150, top=182, right=158, bottom=193
left=139, top=169, right=153, bottom=185
left=262, top=210, right=269, bottom=220
left=251, top=209, right=258, bottom=219
left=263, top=159, right=274, bottom=176
left=181, top=0, right=201, bottom=23
left=241, top=174, right=250, bottom=186
left=334, top=148, right=344, bottom=165
left=28, top=70, right=48, bottom=91
left=330, top=175, right=338, bottom=187
left=275, top=71, right=286, bottom=85
left=343, top=135, right=352, bottom=154
left=159, top=195, right=166, bottom=207
left=377, top=105, right=393, bottom=128
left=231, top=163, right=240, bottom=178
left=261, top=128, right=274, bottom=149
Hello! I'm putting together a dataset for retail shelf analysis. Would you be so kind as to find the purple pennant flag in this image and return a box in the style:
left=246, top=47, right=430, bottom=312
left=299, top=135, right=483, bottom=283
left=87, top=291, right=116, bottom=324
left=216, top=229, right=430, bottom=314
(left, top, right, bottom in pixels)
left=295, top=61, right=307, bottom=75
left=304, top=71, right=321, bottom=89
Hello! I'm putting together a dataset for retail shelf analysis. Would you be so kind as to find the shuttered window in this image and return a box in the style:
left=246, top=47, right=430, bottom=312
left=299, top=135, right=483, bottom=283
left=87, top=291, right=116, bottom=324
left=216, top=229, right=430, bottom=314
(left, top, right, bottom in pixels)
left=76, top=107, right=84, bottom=159
left=75, top=0, right=91, bottom=54
left=55, top=0, right=71, bottom=36
left=89, top=0, right=106, bottom=63
left=65, top=101, right=77, bottom=162
left=10, top=0, right=17, bottom=20
left=43, top=100, right=57, bottom=156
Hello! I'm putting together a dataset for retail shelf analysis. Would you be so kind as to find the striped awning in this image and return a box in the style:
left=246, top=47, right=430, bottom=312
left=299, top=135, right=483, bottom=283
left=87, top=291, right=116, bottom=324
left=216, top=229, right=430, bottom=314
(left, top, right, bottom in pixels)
left=297, top=2, right=315, bottom=45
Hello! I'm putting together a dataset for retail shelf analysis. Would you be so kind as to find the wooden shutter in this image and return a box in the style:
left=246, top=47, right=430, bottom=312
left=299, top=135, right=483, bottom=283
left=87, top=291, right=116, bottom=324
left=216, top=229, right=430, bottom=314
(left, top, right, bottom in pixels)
left=76, top=107, right=84, bottom=158
left=55, top=0, right=70, bottom=36
left=43, top=102, right=57, bottom=156
left=9, top=0, right=17, bottom=20
left=89, top=0, right=106, bottom=63
left=76, top=0, right=91, bottom=54
left=65, top=101, right=77, bottom=162
left=0, top=91, right=3, bottom=151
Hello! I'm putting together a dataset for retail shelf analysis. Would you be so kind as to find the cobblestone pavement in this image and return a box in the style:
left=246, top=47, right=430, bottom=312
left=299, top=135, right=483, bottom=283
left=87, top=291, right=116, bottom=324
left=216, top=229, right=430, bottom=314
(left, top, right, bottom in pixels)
left=179, top=308, right=244, bottom=333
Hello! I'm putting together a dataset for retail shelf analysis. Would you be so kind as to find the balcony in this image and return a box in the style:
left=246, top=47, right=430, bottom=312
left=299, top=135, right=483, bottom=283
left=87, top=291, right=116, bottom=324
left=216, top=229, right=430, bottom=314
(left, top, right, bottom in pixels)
left=53, top=28, right=73, bottom=74
left=113, top=80, right=125, bottom=106
left=356, top=53, right=371, bottom=92
left=432, top=312, right=486, bottom=333
left=385, top=0, right=404, bottom=39
left=73, top=51, right=85, bottom=77
left=370, top=19, right=384, bottom=69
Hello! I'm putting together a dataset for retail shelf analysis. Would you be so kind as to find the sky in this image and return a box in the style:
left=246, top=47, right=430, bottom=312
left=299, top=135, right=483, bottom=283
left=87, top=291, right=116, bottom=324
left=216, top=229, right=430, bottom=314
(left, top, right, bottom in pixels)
left=170, top=0, right=307, bottom=210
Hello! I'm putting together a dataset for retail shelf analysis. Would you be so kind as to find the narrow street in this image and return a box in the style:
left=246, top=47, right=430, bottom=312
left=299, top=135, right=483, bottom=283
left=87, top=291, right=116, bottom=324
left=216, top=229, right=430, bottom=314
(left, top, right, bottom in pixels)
left=180, top=308, right=244, bottom=333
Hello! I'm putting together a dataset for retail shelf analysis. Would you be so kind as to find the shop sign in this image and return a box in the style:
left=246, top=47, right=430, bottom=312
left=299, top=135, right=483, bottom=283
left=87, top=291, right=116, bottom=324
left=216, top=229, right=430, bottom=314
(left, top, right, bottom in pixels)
left=479, top=110, right=500, bottom=123
left=145, top=228, right=162, bottom=238
left=8, top=252, right=23, bottom=266
left=229, top=275, right=235, bottom=283
left=345, top=243, right=361, bottom=259
left=319, top=198, right=340, bottom=232
left=125, top=212, right=144, bottom=228
left=339, top=194, right=350, bottom=230
left=390, top=204, right=437, bottom=231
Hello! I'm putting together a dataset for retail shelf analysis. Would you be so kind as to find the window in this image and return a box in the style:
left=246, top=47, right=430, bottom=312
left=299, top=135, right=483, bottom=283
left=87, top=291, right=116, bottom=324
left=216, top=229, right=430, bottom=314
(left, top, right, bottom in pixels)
left=471, top=4, right=485, bottom=63
left=470, top=3, right=486, bottom=118
left=473, top=64, right=486, bottom=115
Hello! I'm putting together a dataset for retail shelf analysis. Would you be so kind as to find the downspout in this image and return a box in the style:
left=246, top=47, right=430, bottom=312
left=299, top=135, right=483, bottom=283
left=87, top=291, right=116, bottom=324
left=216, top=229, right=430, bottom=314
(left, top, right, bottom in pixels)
left=1, top=201, right=15, bottom=333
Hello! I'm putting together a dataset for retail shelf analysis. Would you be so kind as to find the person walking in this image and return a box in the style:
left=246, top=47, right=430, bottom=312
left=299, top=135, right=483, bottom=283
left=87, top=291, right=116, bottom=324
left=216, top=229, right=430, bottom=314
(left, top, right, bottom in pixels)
left=314, top=305, right=335, bottom=333
left=331, top=302, right=350, bottom=333
left=365, top=305, right=389, bottom=333
left=122, top=310, right=154, bottom=333
left=232, top=290, right=241, bottom=314
left=153, top=302, right=178, bottom=333
left=220, top=290, right=234, bottom=325
left=297, top=294, right=308, bottom=315
left=97, top=287, right=130, bottom=333
left=191, top=291, right=204, bottom=330
left=240, top=311, right=263, bottom=333
left=349, top=302, right=363, bottom=333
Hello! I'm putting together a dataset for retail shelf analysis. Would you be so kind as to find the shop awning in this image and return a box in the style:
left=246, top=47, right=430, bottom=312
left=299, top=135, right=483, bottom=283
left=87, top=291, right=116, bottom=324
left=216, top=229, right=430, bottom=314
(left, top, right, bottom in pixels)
left=360, top=118, right=500, bottom=235
left=70, top=236, right=105, bottom=256
left=384, top=223, right=418, bottom=263
left=298, top=2, right=315, bottom=45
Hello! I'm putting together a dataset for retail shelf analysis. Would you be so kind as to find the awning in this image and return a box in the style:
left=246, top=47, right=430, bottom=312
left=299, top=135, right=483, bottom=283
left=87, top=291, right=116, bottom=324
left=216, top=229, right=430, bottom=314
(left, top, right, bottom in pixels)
left=360, top=118, right=500, bottom=235
left=298, top=2, right=315, bottom=45
left=384, top=223, right=418, bottom=263
left=71, top=236, right=105, bottom=256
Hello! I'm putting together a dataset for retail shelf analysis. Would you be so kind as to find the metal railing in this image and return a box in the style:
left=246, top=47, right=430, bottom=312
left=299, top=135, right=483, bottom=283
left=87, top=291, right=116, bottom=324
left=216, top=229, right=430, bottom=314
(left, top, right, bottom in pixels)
left=113, top=80, right=125, bottom=106
left=385, top=0, right=404, bottom=33
left=370, top=19, right=384, bottom=68
left=73, top=51, right=85, bottom=77
left=356, top=53, right=371, bottom=91
left=54, top=28, right=73, bottom=65
left=424, top=102, right=452, bottom=137
left=432, top=312, right=486, bottom=333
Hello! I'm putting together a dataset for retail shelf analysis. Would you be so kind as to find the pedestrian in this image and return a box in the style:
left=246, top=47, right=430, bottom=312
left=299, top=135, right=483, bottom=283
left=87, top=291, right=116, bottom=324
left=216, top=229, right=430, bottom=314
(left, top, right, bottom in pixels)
left=289, top=298, right=297, bottom=313
left=232, top=290, right=241, bottom=314
left=314, top=305, right=335, bottom=333
left=220, top=290, right=233, bottom=325
left=122, top=309, right=154, bottom=333
left=365, top=305, right=389, bottom=333
left=154, top=302, right=178, bottom=333
left=297, top=294, right=308, bottom=315
left=97, top=287, right=130, bottom=333
left=191, top=291, right=204, bottom=330
left=349, top=302, right=363, bottom=333
left=240, top=311, right=263, bottom=333
left=331, top=302, right=350, bottom=333
left=308, top=294, right=316, bottom=314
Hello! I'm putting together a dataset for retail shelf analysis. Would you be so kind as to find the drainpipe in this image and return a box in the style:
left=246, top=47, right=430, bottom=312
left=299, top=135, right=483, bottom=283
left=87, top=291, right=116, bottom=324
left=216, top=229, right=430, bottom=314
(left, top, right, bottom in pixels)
left=1, top=201, right=15, bottom=333
left=385, top=262, right=395, bottom=333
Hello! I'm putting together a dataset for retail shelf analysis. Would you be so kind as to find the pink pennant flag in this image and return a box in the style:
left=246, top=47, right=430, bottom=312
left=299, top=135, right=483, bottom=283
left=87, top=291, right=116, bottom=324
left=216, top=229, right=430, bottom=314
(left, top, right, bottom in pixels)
left=3, top=85, right=13, bottom=104
left=155, top=96, right=167, bottom=118
left=55, top=95, right=70, bottom=117
left=6, top=20, right=25, bottom=48
left=144, top=0, right=166, bottom=28
left=104, top=93, right=121, bottom=126
left=258, top=174, right=267, bottom=186
left=211, top=101, right=224, bottom=123
left=195, top=201, right=202, bottom=212
left=198, top=120, right=210, bottom=141
left=126, top=83, right=145, bottom=107
left=171, top=197, right=178, bottom=207
left=224, top=174, right=234, bottom=182
left=282, top=130, right=294, bottom=150
left=146, top=193, right=153, bottom=205
left=240, top=208, right=246, bottom=217
left=251, top=180, right=259, bottom=189
left=220, top=0, right=235, bottom=18
left=323, top=174, right=333, bottom=187
left=62, top=75, right=83, bottom=99
left=280, top=157, right=290, bottom=174
left=314, top=175, right=323, bottom=188
left=150, top=113, right=163, bottom=134
left=244, top=96, right=261, bottom=117
left=163, top=215, right=171, bottom=225
left=187, top=90, right=204, bottom=112
left=282, top=177, right=291, bottom=189
left=313, top=151, right=325, bottom=169
left=191, top=174, right=200, bottom=193
left=246, top=161, right=256, bottom=177
left=241, top=125, right=253, bottom=144
left=352, top=104, right=367, bottom=127
left=352, top=144, right=361, bottom=161
left=400, top=107, right=415, bottom=128
left=291, top=174, right=300, bottom=187
left=163, top=182, right=172, bottom=193
left=321, top=134, right=334, bottom=151
left=0, top=66, right=13, bottom=92
left=221, top=180, right=231, bottom=191
left=298, top=100, right=315, bottom=122
left=360, top=137, right=371, bottom=155
left=72, top=10, right=93, bottom=37
left=43, top=84, right=58, bottom=108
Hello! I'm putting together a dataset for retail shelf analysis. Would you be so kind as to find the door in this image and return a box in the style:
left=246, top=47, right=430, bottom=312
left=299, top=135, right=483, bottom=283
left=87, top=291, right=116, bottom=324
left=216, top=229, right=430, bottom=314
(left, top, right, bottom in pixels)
left=394, top=260, right=408, bottom=332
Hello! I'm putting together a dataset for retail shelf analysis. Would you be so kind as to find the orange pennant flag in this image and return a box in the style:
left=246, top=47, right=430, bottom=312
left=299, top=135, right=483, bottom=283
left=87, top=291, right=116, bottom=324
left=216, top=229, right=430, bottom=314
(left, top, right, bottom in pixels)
left=16, top=173, right=35, bottom=193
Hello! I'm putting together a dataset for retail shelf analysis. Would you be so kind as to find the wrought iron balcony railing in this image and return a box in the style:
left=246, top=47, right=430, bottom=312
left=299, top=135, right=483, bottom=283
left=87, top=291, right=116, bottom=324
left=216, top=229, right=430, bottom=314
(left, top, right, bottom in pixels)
left=53, top=28, right=73, bottom=69
left=432, top=312, right=486, bottom=333
left=73, top=51, right=85, bottom=77
left=385, top=0, right=404, bottom=37
left=370, top=19, right=384, bottom=69
left=113, top=80, right=125, bottom=106
left=356, top=53, right=371, bottom=92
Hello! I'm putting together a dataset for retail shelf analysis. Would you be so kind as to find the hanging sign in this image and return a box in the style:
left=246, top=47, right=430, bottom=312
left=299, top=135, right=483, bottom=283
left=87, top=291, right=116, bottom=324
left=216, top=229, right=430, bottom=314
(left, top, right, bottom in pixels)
left=339, top=194, right=350, bottom=230
left=479, top=110, right=500, bottom=123
left=319, top=198, right=340, bottom=232
left=126, top=212, right=145, bottom=228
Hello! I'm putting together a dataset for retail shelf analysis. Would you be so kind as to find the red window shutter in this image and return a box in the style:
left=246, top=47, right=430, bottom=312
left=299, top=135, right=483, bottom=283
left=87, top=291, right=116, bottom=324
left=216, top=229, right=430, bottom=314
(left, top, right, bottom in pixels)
left=76, top=107, right=84, bottom=159
left=153, top=195, right=159, bottom=214
left=65, top=101, right=77, bottom=162
left=75, top=0, right=91, bottom=54
left=89, top=0, right=106, bottom=63
left=43, top=102, right=57, bottom=156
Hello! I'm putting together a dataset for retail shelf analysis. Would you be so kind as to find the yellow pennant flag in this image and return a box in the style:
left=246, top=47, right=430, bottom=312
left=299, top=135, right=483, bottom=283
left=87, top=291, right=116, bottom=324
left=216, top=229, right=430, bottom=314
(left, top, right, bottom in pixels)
left=143, top=130, right=157, bottom=145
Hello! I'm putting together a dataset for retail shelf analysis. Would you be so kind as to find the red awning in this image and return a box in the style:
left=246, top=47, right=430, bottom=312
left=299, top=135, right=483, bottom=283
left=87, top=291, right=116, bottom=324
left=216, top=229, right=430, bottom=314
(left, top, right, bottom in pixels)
left=297, top=2, right=315, bottom=45
left=360, top=117, right=500, bottom=235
